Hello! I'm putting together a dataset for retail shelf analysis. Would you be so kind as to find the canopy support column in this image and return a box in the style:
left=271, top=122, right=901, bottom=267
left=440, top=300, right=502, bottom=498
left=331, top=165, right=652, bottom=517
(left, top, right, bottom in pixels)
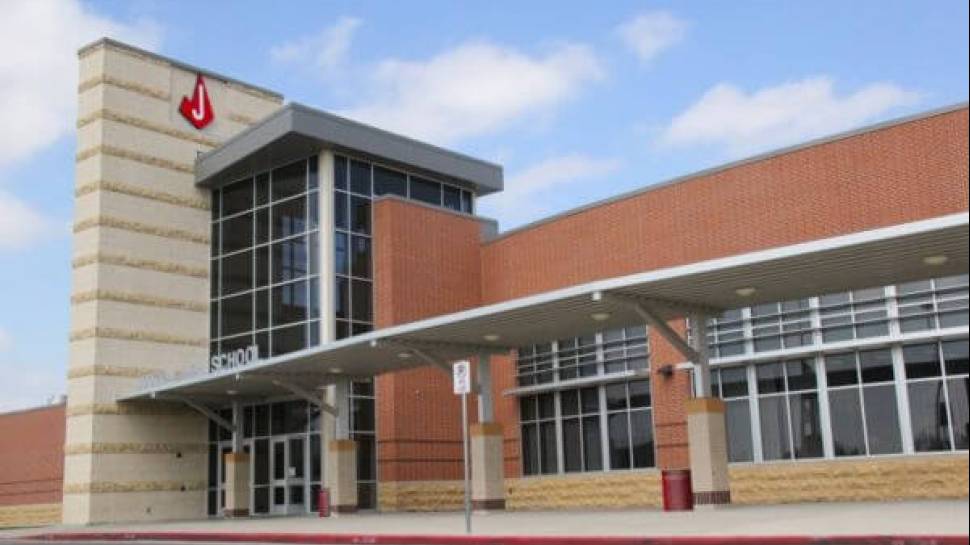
left=225, top=401, right=250, bottom=517
left=325, top=377, right=357, bottom=514
left=601, top=292, right=731, bottom=509
left=472, top=351, right=505, bottom=511
left=684, top=311, right=730, bottom=509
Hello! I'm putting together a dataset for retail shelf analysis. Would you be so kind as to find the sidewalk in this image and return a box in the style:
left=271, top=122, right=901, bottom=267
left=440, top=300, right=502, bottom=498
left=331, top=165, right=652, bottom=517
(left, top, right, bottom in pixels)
left=3, top=500, right=967, bottom=543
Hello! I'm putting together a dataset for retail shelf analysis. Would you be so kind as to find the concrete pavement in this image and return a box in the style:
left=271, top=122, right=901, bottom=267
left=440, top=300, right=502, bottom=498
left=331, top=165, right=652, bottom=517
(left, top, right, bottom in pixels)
left=2, top=500, right=967, bottom=543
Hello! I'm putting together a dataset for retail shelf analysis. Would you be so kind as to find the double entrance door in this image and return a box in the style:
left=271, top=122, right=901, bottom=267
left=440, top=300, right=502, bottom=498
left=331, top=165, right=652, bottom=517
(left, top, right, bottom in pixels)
left=216, top=434, right=314, bottom=516
left=270, top=436, right=307, bottom=515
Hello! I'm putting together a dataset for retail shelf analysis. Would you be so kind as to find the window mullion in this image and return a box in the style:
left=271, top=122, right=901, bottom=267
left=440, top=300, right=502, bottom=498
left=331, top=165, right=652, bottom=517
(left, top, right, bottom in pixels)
left=892, top=344, right=916, bottom=454
left=553, top=380, right=564, bottom=475
left=938, top=341, right=956, bottom=451
left=747, top=364, right=764, bottom=462
left=598, top=383, right=610, bottom=471
left=816, top=353, right=834, bottom=458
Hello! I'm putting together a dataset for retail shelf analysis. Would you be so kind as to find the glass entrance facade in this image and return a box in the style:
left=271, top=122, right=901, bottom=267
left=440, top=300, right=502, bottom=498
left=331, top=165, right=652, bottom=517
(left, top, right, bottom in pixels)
left=206, top=152, right=474, bottom=516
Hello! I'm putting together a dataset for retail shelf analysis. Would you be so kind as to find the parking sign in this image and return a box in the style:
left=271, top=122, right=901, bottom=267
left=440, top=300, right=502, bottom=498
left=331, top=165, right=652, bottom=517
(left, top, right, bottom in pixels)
left=453, top=360, right=471, bottom=395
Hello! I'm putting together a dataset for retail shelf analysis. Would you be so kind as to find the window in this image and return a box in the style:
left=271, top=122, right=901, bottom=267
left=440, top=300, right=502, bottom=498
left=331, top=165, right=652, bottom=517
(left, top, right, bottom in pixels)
left=516, top=327, right=649, bottom=387
left=897, top=275, right=969, bottom=333
left=350, top=379, right=377, bottom=509
left=825, top=349, right=902, bottom=456
left=756, top=360, right=823, bottom=461
left=603, top=326, right=648, bottom=374
left=210, top=157, right=320, bottom=360
left=560, top=388, right=603, bottom=472
left=373, top=166, right=407, bottom=197
left=409, top=176, right=441, bottom=205
left=520, top=393, right=557, bottom=475
left=707, top=309, right=745, bottom=358
left=520, top=379, right=654, bottom=476
left=333, top=154, right=474, bottom=339
left=750, top=300, right=812, bottom=352
left=606, top=380, right=655, bottom=470
left=904, top=340, right=969, bottom=452
left=819, top=288, right=889, bottom=343
left=711, top=366, right=754, bottom=462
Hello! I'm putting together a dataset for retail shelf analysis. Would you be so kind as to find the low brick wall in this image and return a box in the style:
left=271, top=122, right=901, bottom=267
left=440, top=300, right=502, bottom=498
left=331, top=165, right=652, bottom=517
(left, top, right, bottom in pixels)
left=729, top=454, right=969, bottom=505
left=0, top=503, right=62, bottom=529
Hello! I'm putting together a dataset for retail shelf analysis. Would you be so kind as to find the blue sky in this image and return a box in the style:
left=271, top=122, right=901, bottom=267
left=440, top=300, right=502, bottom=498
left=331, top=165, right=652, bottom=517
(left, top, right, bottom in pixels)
left=0, top=0, right=967, bottom=410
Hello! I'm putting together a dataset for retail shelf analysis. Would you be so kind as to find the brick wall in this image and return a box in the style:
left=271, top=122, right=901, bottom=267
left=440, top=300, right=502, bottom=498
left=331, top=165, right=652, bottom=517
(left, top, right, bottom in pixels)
left=0, top=404, right=65, bottom=507
left=370, top=107, right=968, bottom=499
left=372, top=198, right=495, bottom=483
left=480, top=107, right=968, bottom=304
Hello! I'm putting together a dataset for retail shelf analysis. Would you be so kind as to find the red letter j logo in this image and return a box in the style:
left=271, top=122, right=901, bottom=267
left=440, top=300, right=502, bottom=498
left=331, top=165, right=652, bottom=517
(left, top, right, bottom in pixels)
left=179, top=74, right=215, bottom=129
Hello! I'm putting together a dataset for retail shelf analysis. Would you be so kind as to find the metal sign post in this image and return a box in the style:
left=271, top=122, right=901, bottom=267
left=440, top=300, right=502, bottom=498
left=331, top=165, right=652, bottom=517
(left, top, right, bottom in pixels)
left=453, top=360, right=472, bottom=534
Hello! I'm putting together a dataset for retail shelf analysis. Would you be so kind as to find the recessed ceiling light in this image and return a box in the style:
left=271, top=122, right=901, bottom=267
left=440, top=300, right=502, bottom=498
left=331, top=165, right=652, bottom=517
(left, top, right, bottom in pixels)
left=483, top=333, right=501, bottom=342
left=735, top=287, right=757, bottom=297
left=590, top=312, right=611, bottom=322
left=923, top=255, right=948, bottom=266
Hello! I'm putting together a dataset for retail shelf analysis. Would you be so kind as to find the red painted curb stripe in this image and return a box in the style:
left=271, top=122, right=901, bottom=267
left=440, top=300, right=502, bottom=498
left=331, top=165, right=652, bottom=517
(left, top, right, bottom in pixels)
left=14, top=532, right=970, bottom=545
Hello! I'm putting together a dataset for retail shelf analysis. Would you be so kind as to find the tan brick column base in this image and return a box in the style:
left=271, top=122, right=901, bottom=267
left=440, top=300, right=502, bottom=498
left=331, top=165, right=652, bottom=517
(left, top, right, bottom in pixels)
left=223, top=452, right=250, bottom=517
left=470, top=423, right=506, bottom=511
left=686, top=397, right=731, bottom=509
left=327, top=439, right=358, bottom=514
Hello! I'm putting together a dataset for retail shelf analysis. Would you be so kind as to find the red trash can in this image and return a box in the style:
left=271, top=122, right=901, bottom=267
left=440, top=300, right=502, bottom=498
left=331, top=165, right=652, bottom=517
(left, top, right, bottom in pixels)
left=662, top=469, right=693, bottom=511
left=318, top=487, right=331, bottom=518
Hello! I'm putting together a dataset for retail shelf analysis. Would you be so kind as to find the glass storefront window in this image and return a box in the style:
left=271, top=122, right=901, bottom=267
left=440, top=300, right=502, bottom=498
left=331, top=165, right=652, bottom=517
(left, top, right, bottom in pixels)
left=210, top=157, right=320, bottom=360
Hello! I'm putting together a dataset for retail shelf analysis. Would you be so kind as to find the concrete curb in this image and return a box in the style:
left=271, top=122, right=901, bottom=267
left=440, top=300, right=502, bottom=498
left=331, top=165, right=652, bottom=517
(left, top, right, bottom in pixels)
left=13, top=533, right=970, bottom=545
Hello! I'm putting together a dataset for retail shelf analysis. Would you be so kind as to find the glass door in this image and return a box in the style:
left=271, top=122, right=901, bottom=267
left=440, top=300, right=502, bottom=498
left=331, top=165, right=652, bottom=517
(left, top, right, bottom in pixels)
left=270, top=436, right=307, bottom=515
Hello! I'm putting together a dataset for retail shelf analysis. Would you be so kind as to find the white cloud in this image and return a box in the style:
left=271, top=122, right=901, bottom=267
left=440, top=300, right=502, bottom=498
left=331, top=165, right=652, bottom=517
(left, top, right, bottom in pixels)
left=342, top=41, right=604, bottom=145
left=616, top=11, right=687, bottom=63
left=659, top=76, right=921, bottom=156
left=0, top=190, right=49, bottom=250
left=270, top=16, right=362, bottom=75
left=0, top=0, right=163, bottom=170
left=0, top=327, right=11, bottom=353
left=480, top=154, right=621, bottom=228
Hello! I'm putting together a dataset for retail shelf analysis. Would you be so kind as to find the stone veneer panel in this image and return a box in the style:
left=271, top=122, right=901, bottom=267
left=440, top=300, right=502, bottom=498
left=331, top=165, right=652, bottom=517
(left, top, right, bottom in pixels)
left=64, top=39, right=282, bottom=524
left=729, top=454, right=969, bottom=504
left=0, top=503, right=62, bottom=529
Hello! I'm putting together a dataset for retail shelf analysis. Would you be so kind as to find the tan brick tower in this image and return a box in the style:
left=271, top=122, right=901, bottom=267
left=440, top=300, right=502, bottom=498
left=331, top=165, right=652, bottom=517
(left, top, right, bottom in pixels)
left=65, top=39, right=282, bottom=524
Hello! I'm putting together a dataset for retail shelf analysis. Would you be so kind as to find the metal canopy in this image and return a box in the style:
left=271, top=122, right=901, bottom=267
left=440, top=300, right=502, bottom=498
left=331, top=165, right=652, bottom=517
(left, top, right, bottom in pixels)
left=195, top=103, right=503, bottom=195
left=122, top=213, right=968, bottom=403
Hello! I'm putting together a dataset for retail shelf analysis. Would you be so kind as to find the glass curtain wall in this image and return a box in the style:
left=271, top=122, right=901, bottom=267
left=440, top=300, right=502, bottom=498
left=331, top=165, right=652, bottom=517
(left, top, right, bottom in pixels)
left=706, top=275, right=968, bottom=464
left=518, top=325, right=655, bottom=476
left=210, top=157, right=321, bottom=360
left=332, top=154, right=474, bottom=340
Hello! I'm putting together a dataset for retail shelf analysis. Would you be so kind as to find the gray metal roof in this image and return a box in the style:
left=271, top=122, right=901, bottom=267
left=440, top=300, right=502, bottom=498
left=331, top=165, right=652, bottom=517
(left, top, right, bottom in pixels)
left=195, top=103, right=504, bottom=195
left=123, top=212, right=968, bottom=404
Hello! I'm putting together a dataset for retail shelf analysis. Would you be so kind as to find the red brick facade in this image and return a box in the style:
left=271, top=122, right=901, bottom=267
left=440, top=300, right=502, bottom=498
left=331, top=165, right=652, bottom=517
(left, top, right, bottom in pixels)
left=0, top=404, right=65, bottom=506
left=373, top=107, right=969, bottom=483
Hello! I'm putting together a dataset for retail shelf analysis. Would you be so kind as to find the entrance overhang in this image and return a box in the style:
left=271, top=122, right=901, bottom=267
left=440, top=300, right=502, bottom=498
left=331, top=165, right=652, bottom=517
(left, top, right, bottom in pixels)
left=122, top=212, right=968, bottom=403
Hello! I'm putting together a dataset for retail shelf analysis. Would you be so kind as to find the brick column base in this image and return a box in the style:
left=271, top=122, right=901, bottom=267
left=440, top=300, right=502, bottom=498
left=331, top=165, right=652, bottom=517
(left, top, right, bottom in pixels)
left=686, top=397, right=731, bottom=509
left=471, top=423, right=505, bottom=511
left=223, top=452, right=250, bottom=518
left=327, top=439, right=358, bottom=514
